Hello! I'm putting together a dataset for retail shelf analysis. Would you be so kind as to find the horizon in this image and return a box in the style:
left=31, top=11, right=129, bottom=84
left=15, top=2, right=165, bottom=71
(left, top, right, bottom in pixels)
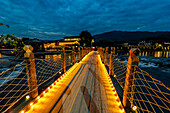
left=0, top=0, right=170, bottom=40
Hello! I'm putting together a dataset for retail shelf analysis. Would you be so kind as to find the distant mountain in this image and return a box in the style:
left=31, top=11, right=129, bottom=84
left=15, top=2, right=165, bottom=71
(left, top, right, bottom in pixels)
left=93, top=31, right=170, bottom=42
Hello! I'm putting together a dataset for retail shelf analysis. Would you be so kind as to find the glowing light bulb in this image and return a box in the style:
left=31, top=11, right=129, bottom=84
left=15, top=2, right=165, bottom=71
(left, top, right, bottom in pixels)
left=21, top=110, right=24, bottom=113
left=59, top=72, right=61, bottom=74
left=37, top=96, right=40, bottom=99
left=26, top=95, right=30, bottom=100
left=30, top=102, right=33, bottom=106
left=43, top=91, right=45, bottom=94
left=132, top=106, right=137, bottom=111
left=118, top=101, right=121, bottom=105
left=122, top=108, right=125, bottom=112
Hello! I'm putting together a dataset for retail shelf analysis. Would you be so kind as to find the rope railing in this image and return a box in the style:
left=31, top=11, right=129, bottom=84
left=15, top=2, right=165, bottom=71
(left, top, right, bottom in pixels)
left=0, top=54, right=63, bottom=112
left=99, top=47, right=170, bottom=113
left=0, top=45, right=90, bottom=112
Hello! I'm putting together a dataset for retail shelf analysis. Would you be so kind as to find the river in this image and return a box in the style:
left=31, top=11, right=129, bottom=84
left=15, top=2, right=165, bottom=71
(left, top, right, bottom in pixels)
left=0, top=51, right=170, bottom=86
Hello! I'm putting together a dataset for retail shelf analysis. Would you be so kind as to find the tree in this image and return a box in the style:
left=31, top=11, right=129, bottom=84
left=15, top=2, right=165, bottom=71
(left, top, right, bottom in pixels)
left=79, top=30, right=93, bottom=47
left=0, top=34, right=24, bottom=50
left=0, top=23, right=24, bottom=51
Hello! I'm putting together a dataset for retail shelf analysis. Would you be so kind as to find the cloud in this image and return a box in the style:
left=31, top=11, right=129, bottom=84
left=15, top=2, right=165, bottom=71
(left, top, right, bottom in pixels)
left=0, top=0, right=170, bottom=39
left=39, top=31, right=72, bottom=36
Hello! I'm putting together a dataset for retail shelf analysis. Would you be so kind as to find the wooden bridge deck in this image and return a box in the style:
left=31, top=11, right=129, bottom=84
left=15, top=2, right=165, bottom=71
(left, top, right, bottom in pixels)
left=22, top=51, right=124, bottom=113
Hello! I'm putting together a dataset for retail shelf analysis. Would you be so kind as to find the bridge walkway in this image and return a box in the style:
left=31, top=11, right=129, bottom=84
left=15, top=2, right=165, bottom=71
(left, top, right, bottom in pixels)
left=24, top=51, right=124, bottom=113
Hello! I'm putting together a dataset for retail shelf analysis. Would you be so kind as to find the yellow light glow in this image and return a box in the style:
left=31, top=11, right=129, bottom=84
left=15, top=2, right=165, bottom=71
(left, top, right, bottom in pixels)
left=26, top=95, right=30, bottom=100
left=20, top=52, right=124, bottom=113
left=122, top=108, right=125, bottom=112
left=30, top=102, right=33, bottom=106
left=37, top=96, right=40, bottom=99
left=21, top=110, right=24, bottom=113
left=118, top=101, right=121, bottom=105
left=132, top=106, right=137, bottom=111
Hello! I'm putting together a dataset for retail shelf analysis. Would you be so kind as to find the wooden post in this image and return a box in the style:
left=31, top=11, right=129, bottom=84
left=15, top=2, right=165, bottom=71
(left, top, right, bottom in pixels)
left=85, top=47, right=87, bottom=55
left=78, top=47, right=80, bottom=62
left=81, top=47, right=84, bottom=58
left=109, top=47, right=115, bottom=76
left=100, top=47, right=102, bottom=58
left=61, top=46, right=66, bottom=73
left=23, top=45, right=38, bottom=98
left=72, top=46, right=75, bottom=64
left=104, top=47, right=109, bottom=66
left=123, top=48, right=139, bottom=108
left=99, top=47, right=102, bottom=60
left=102, top=48, right=105, bottom=63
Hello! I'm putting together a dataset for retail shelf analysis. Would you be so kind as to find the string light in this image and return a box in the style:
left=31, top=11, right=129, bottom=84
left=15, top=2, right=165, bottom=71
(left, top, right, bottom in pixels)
left=132, top=106, right=137, bottom=111
left=30, top=102, right=33, bottom=106
left=26, top=95, right=30, bottom=100
left=13, top=50, right=170, bottom=113
left=21, top=110, right=24, bottom=113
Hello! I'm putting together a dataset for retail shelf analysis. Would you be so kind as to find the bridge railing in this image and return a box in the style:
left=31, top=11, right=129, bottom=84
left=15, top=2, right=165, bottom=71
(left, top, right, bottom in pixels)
left=0, top=45, right=90, bottom=112
left=98, top=47, right=170, bottom=113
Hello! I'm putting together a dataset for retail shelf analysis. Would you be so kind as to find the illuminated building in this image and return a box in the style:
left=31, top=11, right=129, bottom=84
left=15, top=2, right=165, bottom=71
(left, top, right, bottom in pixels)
left=44, top=42, right=57, bottom=49
left=59, top=41, right=80, bottom=46
left=64, top=36, right=81, bottom=42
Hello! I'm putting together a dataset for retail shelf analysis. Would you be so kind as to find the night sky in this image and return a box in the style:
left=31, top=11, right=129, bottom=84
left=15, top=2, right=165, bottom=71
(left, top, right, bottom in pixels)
left=0, top=0, right=170, bottom=40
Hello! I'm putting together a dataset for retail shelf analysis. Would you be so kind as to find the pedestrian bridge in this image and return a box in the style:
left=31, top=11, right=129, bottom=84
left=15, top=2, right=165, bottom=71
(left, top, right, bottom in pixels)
left=0, top=46, right=170, bottom=113
left=21, top=51, right=124, bottom=113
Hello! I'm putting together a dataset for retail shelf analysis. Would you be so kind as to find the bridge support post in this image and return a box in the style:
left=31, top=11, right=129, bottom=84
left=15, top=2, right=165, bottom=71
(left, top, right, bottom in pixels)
left=78, top=47, right=81, bottom=62
left=72, top=46, right=75, bottom=64
left=85, top=47, right=87, bottom=55
left=104, top=47, right=109, bottom=66
left=87, top=47, right=89, bottom=54
left=61, top=46, right=66, bottom=73
left=98, top=47, right=102, bottom=60
left=81, top=47, right=84, bottom=58
left=109, top=47, right=115, bottom=76
left=123, top=48, right=139, bottom=108
left=102, top=48, right=105, bottom=63
left=23, top=45, right=38, bottom=99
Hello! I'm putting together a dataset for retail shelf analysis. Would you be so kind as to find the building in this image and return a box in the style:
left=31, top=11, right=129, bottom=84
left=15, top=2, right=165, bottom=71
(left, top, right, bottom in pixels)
left=23, top=38, right=45, bottom=52
left=59, top=41, right=80, bottom=46
left=44, top=42, right=57, bottom=49
left=64, top=36, right=81, bottom=42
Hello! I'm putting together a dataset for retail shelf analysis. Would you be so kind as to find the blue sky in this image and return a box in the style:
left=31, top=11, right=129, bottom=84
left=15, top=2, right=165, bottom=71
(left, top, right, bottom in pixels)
left=0, top=0, right=170, bottom=40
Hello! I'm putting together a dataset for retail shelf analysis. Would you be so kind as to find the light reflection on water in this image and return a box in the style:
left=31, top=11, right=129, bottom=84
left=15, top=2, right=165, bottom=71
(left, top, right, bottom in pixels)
left=116, top=51, right=170, bottom=58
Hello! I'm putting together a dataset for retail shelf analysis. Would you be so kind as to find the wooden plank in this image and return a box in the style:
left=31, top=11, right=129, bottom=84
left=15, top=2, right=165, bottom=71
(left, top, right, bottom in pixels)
left=21, top=51, right=124, bottom=113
